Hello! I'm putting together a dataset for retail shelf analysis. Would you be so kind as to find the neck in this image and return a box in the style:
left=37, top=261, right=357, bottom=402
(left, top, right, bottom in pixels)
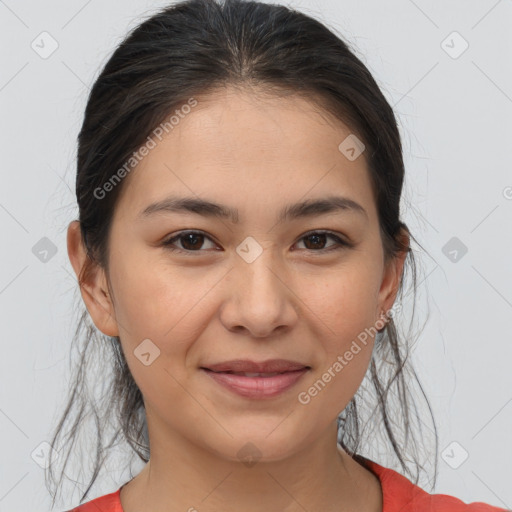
left=120, top=417, right=381, bottom=512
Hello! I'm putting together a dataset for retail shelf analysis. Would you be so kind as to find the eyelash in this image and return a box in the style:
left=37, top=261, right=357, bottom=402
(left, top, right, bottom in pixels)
left=161, top=230, right=352, bottom=255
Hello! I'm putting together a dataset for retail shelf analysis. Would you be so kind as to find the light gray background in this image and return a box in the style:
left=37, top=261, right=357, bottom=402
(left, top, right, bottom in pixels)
left=1, top=0, right=511, bottom=510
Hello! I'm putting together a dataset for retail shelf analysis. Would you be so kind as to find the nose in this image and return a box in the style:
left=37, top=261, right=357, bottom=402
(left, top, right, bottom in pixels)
left=219, top=246, right=299, bottom=338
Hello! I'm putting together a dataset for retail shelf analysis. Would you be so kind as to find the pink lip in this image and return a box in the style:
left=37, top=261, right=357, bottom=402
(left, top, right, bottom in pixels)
left=201, top=368, right=309, bottom=399
left=202, top=358, right=309, bottom=373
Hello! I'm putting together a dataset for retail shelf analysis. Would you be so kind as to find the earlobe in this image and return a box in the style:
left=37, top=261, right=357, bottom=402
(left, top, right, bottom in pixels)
left=66, top=220, right=119, bottom=337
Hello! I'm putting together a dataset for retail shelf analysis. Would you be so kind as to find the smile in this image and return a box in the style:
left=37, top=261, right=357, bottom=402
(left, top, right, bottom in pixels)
left=201, top=368, right=309, bottom=399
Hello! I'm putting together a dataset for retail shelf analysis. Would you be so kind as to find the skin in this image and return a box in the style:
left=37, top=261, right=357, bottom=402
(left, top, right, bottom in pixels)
left=67, top=85, right=409, bottom=512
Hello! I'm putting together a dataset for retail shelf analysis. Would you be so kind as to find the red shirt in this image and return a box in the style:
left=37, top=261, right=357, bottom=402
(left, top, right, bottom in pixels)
left=67, top=457, right=509, bottom=511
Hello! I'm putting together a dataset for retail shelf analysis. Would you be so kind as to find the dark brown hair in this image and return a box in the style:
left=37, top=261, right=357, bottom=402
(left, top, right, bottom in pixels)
left=46, top=0, right=438, bottom=508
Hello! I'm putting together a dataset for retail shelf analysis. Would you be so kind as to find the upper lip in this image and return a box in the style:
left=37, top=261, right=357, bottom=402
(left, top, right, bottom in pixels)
left=201, top=359, right=310, bottom=373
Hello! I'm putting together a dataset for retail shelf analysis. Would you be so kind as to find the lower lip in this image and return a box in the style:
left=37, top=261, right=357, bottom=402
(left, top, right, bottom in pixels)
left=201, top=368, right=309, bottom=399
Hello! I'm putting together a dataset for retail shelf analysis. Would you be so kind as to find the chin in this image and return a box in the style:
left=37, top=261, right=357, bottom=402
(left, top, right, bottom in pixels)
left=205, top=430, right=306, bottom=465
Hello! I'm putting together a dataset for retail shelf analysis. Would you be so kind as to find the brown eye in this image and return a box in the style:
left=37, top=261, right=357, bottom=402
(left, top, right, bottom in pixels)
left=303, top=233, right=329, bottom=250
left=161, top=229, right=351, bottom=255
left=294, top=231, right=350, bottom=253
left=162, top=231, right=218, bottom=253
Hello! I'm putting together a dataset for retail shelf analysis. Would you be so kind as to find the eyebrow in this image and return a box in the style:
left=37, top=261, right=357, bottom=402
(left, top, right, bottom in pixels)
left=138, top=195, right=368, bottom=223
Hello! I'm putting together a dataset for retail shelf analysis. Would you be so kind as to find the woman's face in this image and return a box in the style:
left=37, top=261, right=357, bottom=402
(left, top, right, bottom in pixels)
left=70, top=86, right=407, bottom=462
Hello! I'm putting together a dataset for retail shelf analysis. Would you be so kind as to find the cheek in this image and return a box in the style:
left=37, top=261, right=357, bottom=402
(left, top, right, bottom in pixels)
left=302, top=261, right=381, bottom=341
left=109, top=261, right=208, bottom=413
left=295, top=264, right=380, bottom=407
left=109, top=246, right=218, bottom=340
left=298, top=311, right=377, bottom=421
left=108, top=254, right=228, bottom=409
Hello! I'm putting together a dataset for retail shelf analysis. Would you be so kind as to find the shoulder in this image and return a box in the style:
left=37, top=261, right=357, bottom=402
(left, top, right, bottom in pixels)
left=358, top=456, right=509, bottom=512
left=65, top=487, right=123, bottom=512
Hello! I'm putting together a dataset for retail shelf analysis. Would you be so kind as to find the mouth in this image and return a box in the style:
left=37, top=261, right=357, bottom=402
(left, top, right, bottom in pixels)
left=201, top=358, right=310, bottom=374
left=201, top=368, right=307, bottom=377
left=200, top=367, right=310, bottom=399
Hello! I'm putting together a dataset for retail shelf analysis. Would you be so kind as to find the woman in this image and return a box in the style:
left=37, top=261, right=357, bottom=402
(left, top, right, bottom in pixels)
left=47, top=0, right=508, bottom=510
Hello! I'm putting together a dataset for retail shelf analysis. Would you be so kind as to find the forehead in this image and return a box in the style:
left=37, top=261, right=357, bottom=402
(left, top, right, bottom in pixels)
left=114, top=86, right=377, bottom=224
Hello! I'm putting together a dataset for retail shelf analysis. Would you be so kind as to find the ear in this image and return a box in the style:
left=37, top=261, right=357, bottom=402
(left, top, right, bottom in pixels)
left=376, top=228, right=410, bottom=323
left=67, top=220, right=119, bottom=337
